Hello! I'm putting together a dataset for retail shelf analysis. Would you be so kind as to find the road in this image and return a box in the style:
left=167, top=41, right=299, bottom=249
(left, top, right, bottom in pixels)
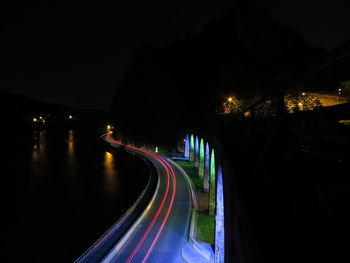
left=101, top=132, right=193, bottom=263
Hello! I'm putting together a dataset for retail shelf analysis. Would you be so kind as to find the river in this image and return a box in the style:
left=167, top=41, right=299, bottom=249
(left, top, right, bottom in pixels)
left=10, top=128, right=148, bottom=262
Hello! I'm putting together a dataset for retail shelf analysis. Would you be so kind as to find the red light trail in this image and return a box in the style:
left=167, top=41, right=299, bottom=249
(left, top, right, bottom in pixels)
left=106, top=132, right=177, bottom=263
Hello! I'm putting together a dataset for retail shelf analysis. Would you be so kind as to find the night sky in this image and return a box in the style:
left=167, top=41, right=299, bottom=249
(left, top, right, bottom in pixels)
left=1, top=0, right=349, bottom=110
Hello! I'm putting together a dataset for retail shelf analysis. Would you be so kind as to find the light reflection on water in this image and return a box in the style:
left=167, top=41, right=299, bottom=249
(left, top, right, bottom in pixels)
left=67, top=130, right=77, bottom=175
left=68, top=130, right=75, bottom=156
left=103, top=151, right=118, bottom=195
left=31, top=129, right=119, bottom=195
left=32, top=130, right=46, bottom=163
left=19, top=128, right=147, bottom=263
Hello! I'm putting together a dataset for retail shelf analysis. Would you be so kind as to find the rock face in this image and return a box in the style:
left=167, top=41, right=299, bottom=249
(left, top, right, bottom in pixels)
left=111, top=0, right=323, bottom=145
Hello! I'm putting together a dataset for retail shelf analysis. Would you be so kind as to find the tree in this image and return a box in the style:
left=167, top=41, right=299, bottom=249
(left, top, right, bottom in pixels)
left=221, top=95, right=242, bottom=115
left=284, top=93, right=322, bottom=113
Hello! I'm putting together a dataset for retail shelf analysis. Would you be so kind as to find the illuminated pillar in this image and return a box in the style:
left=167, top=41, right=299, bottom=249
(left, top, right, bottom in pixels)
left=204, top=142, right=210, bottom=192
left=190, top=135, right=195, bottom=163
left=215, top=166, right=225, bottom=263
left=184, top=134, right=190, bottom=159
left=209, top=149, right=216, bottom=215
left=199, top=138, right=204, bottom=179
left=194, top=136, right=199, bottom=168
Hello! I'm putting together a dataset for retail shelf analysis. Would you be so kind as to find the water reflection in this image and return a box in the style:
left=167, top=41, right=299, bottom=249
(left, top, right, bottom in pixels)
left=32, top=130, right=46, bottom=162
left=68, top=130, right=75, bottom=155
left=67, top=130, right=77, bottom=174
left=32, top=130, right=47, bottom=177
left=103, top=151, right=118, bottom=195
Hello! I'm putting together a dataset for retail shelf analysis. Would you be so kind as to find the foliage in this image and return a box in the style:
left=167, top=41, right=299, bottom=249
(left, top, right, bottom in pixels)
left=284, top=94, right=322, bottom=113
left=197, top=213, right=215, bottom=245
left=256, top=99, right=276, bottom=117
left=248, top=93, right=323, bottom=117
left=221, top=95, right=242, bottom=115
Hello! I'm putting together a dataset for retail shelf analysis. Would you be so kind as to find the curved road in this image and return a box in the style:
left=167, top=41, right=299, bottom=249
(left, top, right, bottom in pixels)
left=102, top=132, right=192, bottom=263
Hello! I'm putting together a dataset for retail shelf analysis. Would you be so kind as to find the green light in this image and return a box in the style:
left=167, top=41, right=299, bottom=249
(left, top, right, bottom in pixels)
left=199, top=138, right=204, bottom=179
left=209, top=149, right=216, bottom=215
left=190, top=134, right=194, bottom=162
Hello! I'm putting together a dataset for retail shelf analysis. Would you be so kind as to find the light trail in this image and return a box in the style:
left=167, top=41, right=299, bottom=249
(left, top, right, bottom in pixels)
left=141, top=157, right=177, bottom=263
left=105, top=132, right=177, bottom=263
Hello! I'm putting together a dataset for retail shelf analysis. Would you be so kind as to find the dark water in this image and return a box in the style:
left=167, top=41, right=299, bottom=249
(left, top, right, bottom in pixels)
left=8, top=128, right=148, bottom=262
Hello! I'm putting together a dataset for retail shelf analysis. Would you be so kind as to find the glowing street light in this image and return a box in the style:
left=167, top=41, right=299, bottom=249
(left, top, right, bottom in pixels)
left=227, top=97, right=233, bottom=102
left=302, top=92, right=306, bottom=96
left=337, top=88, right=342, bottom=100
left=68, top=115, right=73, bottom=119
left=39, top=116, right=43, bottom=120
left=107, top=125, right=112, bottom=131
left=243, top=111, right=251, bottom=117
left=33, top=118, right=37, bottom=122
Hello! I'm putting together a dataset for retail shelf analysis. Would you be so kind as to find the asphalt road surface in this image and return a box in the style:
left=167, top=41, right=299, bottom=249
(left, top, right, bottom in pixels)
left=102, top=132, right=192, bottom=263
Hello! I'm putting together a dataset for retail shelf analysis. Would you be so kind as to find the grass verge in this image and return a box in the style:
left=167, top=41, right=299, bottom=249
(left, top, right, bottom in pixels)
left=175, top=160, right=214, bottom=245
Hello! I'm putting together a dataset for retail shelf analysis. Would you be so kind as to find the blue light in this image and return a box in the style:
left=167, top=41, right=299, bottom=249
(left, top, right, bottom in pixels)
left=215, top=166, right=225, bottom=263
left=204, top=142, right=210, bottom=192
left=184, top=134, right=190, bottom=159
left=194, top=136, right=199, bottom=168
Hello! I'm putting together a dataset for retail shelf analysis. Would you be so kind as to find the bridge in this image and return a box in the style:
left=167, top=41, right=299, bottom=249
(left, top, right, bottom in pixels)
left=75, top=39, right=350, bottom=263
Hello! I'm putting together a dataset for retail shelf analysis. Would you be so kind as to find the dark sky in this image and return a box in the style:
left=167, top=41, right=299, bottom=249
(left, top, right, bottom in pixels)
left=1, top=0, right=349, bottom=110
left=259, top=0, right=350, bottom=50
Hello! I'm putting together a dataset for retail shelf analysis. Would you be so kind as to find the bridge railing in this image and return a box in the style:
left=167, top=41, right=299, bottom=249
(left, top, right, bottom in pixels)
left=239, top=39, right=350, bottom=159
left=225, top=39, right=350, bottom=263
